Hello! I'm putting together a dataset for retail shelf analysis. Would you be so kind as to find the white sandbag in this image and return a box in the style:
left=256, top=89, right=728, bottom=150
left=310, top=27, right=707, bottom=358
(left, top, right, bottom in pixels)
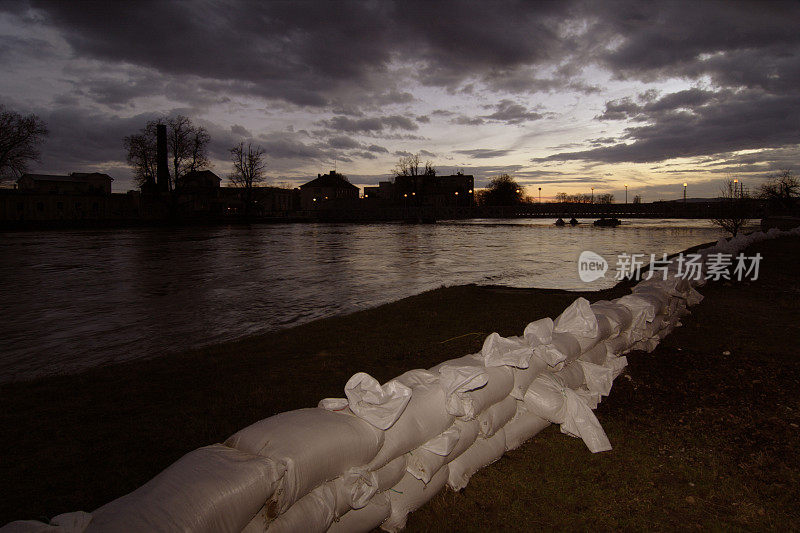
left=225, top=409, right=384, bottom=515
left=576, top=314, right=614, bottom=352
left=504, top=404, right=550, bottom=451
left=523, top=317, right=554, bottom=346
left=2, top=512, right=92, bottom=533
left=381, top=467, right=449, bottom=533
left=446, top=429, right=507, bottom=491
left=523, top=374, right=611, bottom=453
left=578, top=360, right=614, bottom=396
left=480, top=332, right=532, bottom=368
left=550, top=331, right=583, bottom=362
left=616, top=294, right=656, bottom=329
left=87, top=445, right=283, bottom=533
left=554, top=297, right=598, bottom=341
left=554, top=362, right=585, bottom=390
left=604, top=334, right=630, bottom=357
left=405, top=419, right=480, bottom=484
left=630, top=286, right=669, bottom=315
left=332, top=468, right=380, bottom=515
left=374, top=456, right=408, bottom=493
left=579, top=342, right=609, bottom=365
left=246, top=483, right=337, bottom=533
left=438, top=357, right=514, bottom=419
left=461, top=366, right=514, bottom=418
left=606, top=355, right=628, bottom=379
left=327, top=493, right=391, bottom=533
left=342, top=372, right=413, bottom=430
left=510, top=355, right=547, bottom=399
left=367, top=371, right=454, bottom=470
left=477, top=395, right=517, bottom=437
left=590, top=300, right=633, bottom=333
left=419, top=423, right=460, bottom=456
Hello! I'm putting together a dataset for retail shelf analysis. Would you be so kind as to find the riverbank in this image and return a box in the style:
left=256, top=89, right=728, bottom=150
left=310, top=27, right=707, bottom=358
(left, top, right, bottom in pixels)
left=1, top=236, right=798, bottom=528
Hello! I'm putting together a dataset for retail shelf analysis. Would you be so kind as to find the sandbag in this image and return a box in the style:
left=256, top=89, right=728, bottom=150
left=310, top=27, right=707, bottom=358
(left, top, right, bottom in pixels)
left=477, top=395, right=517, bottom=437
left=446, top=429, right=507, bottom=491
left=342, top=372, right=413, bottom=430
left=504, top=405, right=550, bottom=451
left=225, top=409, right=384, bottom=515
left=579, top=342, right=609, bottom=365
left=480, top=332, right=532, bottom=368
left=367, top=370, right=454, bottom=470
left=510, top=354, right=547, bottom=399
left=554, top=362, right=585, bottom=390
left=381, top=467, right=449, bottom=533
left=2, top=513, right=92, bottom=533
left=523, top=375, right=611, bottom=453
left=374, top=456, right=408, bottom=493
left=554, top=297, right=598, bottom=340
left=590, top=300, right=633, bottom=333
left=327, top=493, right=391, bottom=533
left=86, top=445, right=283, bottom=533
left=405, top=419, right=480, bottom=484
left=245, top=483, right=337, bottom=533
left=523, top=317, right=553, bottom=346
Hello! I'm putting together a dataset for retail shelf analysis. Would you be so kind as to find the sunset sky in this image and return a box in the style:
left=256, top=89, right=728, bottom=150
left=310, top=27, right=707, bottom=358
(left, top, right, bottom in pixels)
left=1, top=0, right=798, bottom=200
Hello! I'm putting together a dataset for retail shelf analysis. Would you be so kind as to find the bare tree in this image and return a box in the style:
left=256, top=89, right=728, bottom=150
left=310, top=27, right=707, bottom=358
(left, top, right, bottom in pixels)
left=124, top=115, right=210, bottom=191
left=393, top=152, right=436, bottom=177
left=597, top=193, right=615, bottom=204
left=0, top=106, right=48, bottom=182
left=229, top=142, right=267, bottom=218
left=759, top=169, right=800, bottom=212
left=712, top=178, right=750, bottom=236
left=123, top=122, right=158, bottom=189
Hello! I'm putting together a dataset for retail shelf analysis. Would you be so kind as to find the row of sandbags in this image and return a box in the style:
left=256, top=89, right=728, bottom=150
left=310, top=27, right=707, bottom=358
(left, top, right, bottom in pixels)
left=4, top=226, right=799, bottom=533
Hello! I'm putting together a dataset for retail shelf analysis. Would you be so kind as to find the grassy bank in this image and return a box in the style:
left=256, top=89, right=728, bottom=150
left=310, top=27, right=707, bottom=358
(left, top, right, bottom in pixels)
left=1, top=237, right=798, bottom=529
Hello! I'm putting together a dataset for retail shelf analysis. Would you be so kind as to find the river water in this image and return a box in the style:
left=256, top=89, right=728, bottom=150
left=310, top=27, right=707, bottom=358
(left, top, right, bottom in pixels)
left=0, top=218, right=731, bottom=382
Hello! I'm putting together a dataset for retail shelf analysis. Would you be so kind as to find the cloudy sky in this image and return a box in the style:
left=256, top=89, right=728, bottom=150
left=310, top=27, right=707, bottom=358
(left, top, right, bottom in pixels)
left=1, top=0, right=798, bottom=200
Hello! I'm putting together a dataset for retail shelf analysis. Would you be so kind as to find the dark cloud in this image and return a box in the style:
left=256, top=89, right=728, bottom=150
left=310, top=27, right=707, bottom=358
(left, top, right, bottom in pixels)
left=539, top=89, right=800, bottom=164
left=481, top=99, right=543, bottom=124
left=327, top=135, right=361, bottom=149
left=450, top=115, right=485, bottom=126
left=230, top=124, right=252, bottom=138
left=419, top=150, right=436, bottom=158
left=455, top=149, right=513, bottom=159
left=319, top=115, right=418, bottom=133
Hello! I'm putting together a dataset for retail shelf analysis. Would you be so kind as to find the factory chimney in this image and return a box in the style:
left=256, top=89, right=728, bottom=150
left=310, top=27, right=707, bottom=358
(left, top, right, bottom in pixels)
left=156, top=123, right=169, bottom=192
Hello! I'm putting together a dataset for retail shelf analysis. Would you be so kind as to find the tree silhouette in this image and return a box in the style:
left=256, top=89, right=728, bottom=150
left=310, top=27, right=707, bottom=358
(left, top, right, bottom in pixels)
left=0, top=106, right=48, bottom=182
left=124, top=115, right=209, bottom=190
left=482, top=174, right=524, bottom=206
left=711, top=178, right=750, bottom=236
left=392, top=153, right=436, bottom=177
left=759, top=169, right=799, bottom=212
left=229, top=142, right=267, bottom=219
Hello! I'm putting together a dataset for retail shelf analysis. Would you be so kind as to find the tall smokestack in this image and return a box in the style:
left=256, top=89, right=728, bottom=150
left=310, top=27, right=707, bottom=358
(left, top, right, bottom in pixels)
left=156, top=123, right=169, bottom=192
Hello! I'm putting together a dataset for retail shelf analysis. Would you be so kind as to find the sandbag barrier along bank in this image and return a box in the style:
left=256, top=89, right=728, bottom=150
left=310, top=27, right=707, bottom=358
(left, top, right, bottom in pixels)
left=5, top=226, right=799, bottom=533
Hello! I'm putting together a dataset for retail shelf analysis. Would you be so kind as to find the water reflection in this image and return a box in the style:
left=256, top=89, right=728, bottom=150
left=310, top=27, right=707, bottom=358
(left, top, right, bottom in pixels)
left=0, top=219, right=729, bottom=381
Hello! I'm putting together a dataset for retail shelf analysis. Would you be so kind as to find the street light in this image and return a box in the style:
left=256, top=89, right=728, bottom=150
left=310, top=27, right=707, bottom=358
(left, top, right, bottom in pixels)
left=538, top=187, right=541, bottom=203
left=683, top=183, right=687, bottom=202
left=624, top=184, right=628, bottom=204
left=591, top=187, right=594, bottom=203
left=733, top=178, right=739, bottom=199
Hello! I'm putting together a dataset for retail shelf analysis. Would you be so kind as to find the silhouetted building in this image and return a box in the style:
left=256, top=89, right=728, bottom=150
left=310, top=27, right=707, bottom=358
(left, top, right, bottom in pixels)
left=300, top=171, right=359, bottom=210
left=178, top=170, right=222, bottom=192
left=394, top=174, right=474, bottom=207
left=363, top=181, right=394, bottom=201
left=17, top=172, right=113, bottom=195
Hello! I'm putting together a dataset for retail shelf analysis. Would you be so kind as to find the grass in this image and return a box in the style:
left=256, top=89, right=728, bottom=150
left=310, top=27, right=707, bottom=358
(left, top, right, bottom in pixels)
left=0, top=237, right=798, bottom=530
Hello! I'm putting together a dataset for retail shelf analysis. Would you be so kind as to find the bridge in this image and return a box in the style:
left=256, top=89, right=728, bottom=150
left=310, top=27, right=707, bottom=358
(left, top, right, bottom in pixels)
left=301, top=199, right=766, bottom=223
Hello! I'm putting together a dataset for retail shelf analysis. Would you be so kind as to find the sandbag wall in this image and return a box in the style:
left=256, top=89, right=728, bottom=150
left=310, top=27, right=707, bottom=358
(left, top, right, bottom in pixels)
left=5, top=226, right=799, bottom=533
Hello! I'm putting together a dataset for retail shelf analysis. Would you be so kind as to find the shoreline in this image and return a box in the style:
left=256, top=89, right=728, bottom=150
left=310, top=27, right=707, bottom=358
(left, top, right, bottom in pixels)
left=2, top=235, right=798, bottom=528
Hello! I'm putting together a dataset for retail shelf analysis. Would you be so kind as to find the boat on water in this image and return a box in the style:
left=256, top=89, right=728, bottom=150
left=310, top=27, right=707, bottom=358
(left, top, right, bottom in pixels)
left=569, top=217, right=579, bottom=226
left=593, top=217, right=621, bottom=227
left=555, top=217, right=565, bottom=226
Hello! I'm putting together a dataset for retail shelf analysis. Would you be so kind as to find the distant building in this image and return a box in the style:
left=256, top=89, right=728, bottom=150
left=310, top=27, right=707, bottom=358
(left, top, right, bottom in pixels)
left=17, top=172, right=113, bottom=195
left=393, top=173, right=474, bottom=207
left=299, top=171, right=359, bottom=210
left=178, top=170, right=222, bottom=192
left=363, top=181, right=395, bottom=201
